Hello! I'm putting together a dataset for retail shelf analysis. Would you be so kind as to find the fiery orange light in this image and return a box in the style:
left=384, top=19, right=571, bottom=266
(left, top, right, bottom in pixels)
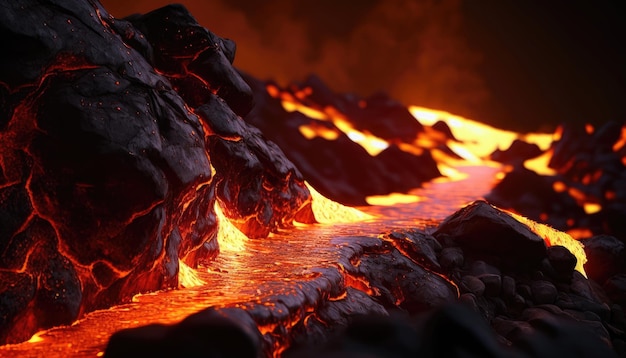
left=178, top=260, right=205, bottom=288
left=553, top=181, right=567, bottom=193
left=506, top=211, right=587, bottom=276
left=567, top=228, right=594, bottom=240
left=523, top=149, right=557, bottom=176
left=305, top=182, right=372, bottom=223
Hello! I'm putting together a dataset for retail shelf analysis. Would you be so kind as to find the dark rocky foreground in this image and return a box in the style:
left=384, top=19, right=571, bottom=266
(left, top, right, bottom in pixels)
left=106, top=201, right=625, bottom=357
left=0, top=0, right=313, bottom=344
left=0, top=0, right=444, bottom=345
left=2, top=1, right=626, bottom=357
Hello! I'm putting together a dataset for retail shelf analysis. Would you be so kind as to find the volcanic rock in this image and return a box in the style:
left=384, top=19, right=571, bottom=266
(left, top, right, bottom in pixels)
left=580, top=235, right=626, bottom=284
left=439, top=246, right=464, bottom=269
left=434, top=200, right=547, bottom=270
left=604, top=274, right=626, bottom=307
left=479, top=274, right=502, bottom=297
left=196, top=94, right=312, bottom=238
left=0, top=0, right=315, bottom=344
left=490, top=139, right=543, bottom=164
left=1, top=0, right=213, bottom=342
left=488, top=121, right=626, bottom=239
left=242, top=73, right=442, bottom=206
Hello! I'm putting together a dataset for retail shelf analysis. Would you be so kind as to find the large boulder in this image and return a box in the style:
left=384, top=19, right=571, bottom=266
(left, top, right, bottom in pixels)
left=434, top=200, right=547, bottom=270
left=0, top=0, right=313, bottom=344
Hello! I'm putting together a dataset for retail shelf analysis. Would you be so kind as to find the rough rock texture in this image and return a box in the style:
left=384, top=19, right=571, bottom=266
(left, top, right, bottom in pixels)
left=488, top=121, right=626, bottom=240
left=125, top=4, right=313, bottom=238
left=434, top=200, right=547, bottom=270
left=242, top=74, right=442, bottom=206
left=0, top=1, right=313, bottom=344
left=490, top=139, right=543, bottom=164
left=105, top=201, right=625, bottom=357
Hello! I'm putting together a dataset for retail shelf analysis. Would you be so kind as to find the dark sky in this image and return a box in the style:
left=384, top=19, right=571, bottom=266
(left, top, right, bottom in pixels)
left=101, top=0, right=626, bottom=132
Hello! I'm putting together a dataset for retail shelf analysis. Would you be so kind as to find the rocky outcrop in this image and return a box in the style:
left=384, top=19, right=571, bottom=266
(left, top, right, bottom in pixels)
left=242, top=74, right=442, bottom=206
left=488, top=121, right=626, bottom=240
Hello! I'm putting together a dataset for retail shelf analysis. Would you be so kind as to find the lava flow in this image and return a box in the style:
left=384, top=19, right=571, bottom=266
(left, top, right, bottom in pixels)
left=2, top=1, right=626, bottom=358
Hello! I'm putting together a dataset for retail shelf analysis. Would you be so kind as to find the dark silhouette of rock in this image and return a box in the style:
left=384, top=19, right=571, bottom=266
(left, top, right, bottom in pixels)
left=105, top=307, right=262, bottom=358
left=490, top=139, right=543, bottom=164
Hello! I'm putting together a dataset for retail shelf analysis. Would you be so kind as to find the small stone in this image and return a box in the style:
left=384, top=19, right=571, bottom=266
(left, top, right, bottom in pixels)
left=508, top=294, right=527, bottom=315
left=460, top=275, right=485, bottom=296
left=555, top=292, right=611, bottom=321
left=604, top=274, right=626, bottom=306
left=478, top=274, right=502, bottom=297
left=531, top=280, right=558, bottom=304
left=492, top=317, right=533, bottom=341
left=517, top=284, right=532, bottom=299
left=458, top=293, right=480, bottom=313
left=469, top=260, right=501, bottom=276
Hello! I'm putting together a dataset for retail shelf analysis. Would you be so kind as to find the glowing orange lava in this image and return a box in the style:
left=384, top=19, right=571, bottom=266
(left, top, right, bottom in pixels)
left=506, top=210, right=587, bottom=276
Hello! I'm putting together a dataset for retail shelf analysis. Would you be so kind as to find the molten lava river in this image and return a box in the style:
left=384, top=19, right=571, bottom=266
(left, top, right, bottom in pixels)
left=1, top=162, right=498, bottom=357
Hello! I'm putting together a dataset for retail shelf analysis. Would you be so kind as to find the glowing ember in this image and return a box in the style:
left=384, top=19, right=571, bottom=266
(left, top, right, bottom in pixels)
left=298, top=123, right=340, bottom=140
left=3, top=1, right=623, bottom=356
left=282, top=100, right=390, bottom=156
left=523, top=149, right=557, bottom=175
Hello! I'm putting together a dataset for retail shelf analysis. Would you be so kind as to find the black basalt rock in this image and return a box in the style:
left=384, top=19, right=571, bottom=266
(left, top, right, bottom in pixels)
left=0, top=0, right=310, bottom=345
left=434, top=200, right=547, bottom=270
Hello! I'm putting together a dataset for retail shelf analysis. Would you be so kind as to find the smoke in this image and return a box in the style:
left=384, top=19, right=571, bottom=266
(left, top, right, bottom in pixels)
left=101, top=0, right=489, bottom=121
